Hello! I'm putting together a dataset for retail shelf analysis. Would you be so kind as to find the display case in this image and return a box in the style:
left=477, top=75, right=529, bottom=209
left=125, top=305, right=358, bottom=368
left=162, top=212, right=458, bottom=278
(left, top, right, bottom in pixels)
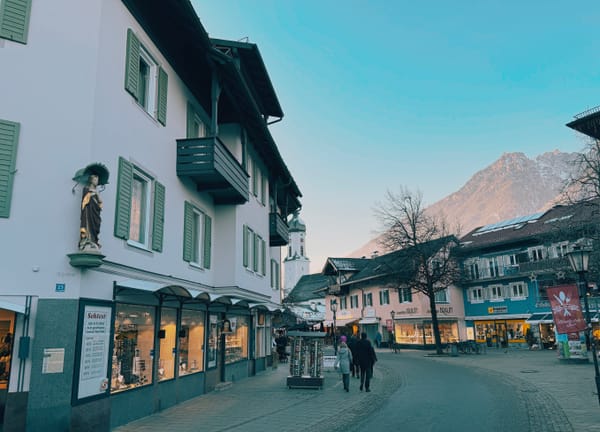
left=286, top=331, right=326, bottom=389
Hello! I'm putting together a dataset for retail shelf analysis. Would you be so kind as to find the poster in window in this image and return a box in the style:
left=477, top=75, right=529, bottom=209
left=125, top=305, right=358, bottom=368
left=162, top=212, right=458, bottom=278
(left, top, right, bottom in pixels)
left=77, top=305, right=112, bottom=399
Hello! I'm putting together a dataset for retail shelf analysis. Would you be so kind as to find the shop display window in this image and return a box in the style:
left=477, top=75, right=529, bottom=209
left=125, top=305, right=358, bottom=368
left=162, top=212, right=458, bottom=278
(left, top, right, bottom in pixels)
left=158, top=307, right=177, bottom=381
left=0, top=311, right=15, bottom=391
left=225, top=316, right=248, bottom=364
left=207, top=314, right=218, bottom=369
left=112, top=304, right=155, bottom=393
left=179, top=309, right=205, bottom=376
left=396, top=321, right=424, bottom=344
left=506, top=320, right=525, bottom=341
left=255, top=312, right=266, bottom=357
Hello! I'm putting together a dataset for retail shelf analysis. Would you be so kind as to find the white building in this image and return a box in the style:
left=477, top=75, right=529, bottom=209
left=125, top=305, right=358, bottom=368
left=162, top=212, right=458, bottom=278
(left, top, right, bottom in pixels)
left=0, top=1, right=300, bottom=430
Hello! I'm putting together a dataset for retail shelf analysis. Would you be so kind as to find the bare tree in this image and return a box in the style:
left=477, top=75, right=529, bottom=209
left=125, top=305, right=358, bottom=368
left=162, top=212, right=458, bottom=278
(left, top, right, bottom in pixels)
left=374, top=187, right=461, bottom=354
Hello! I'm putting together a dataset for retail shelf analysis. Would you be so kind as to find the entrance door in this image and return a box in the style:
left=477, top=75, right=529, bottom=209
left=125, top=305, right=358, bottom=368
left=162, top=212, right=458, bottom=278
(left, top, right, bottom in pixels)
left=495, top=322, right=508, bottom=348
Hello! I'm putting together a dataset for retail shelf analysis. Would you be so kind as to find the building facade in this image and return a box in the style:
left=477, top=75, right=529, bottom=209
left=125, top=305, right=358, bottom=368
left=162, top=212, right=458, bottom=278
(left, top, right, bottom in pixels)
left=0, top=1, right=300, bottom=430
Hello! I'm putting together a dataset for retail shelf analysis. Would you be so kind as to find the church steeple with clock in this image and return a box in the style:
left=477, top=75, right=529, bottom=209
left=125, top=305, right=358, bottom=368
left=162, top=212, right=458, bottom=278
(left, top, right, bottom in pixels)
left=283, top=211, right=310, bottom=298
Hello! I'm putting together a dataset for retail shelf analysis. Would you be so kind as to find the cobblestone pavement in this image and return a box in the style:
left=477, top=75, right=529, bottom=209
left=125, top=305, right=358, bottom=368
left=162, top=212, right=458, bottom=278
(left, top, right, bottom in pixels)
left=113, top=347, right=600, bottom=432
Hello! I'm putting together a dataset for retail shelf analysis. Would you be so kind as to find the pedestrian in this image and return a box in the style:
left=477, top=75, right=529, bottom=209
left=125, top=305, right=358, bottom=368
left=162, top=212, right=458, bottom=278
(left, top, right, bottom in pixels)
left=334, top=335, right=353, bottom=392
left=347, top=333, right=359, bottom=378
left=355, top=332, right=377, bottom=392
left=375, top=331, right=382, bottom=348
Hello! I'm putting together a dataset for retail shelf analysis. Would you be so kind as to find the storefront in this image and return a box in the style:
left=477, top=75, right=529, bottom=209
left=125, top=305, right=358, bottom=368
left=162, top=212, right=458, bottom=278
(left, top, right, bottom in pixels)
left=525, top=312, right=555, bottom=349
left=393, top=319, right=460, bottom=348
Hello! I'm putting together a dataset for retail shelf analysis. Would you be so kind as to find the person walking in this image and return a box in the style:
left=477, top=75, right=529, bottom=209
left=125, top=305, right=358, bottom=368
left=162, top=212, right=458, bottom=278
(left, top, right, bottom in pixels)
left=347, top=333, right=359, bottom=378
left=334, top=335, right=353, bottom=392
left=355, top=332, right=377, bottom=392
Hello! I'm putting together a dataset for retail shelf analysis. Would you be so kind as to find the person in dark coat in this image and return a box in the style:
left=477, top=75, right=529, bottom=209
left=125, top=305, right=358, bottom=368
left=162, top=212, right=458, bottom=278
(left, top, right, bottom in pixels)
left=354, top=332, right=377, bottom=392
left=347, top=333, right=359, bottom=378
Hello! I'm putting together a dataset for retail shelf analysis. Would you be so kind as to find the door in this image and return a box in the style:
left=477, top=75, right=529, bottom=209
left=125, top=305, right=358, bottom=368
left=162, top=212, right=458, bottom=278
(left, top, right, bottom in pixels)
left=495, top=321, right=508, bottom=348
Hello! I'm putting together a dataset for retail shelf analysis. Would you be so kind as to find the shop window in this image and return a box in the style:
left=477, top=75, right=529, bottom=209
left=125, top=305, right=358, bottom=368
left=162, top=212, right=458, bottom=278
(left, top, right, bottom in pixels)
left=158, top=308, right=177, bottom=381
left=112, top=304, right=155, bottom=393
left=256, top=312, right=266, bottom=357
left=225, top=316, right=249, bottom=364
left=207, top=314, right=219, bottom=369
left=0, top=311, right=15, bottom=391
left=179, top=309, right=205, bottom=376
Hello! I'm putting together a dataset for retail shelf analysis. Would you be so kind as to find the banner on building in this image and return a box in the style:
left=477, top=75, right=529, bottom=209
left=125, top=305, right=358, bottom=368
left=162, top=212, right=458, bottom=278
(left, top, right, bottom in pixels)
left=547, top=284, right=586, bottom=334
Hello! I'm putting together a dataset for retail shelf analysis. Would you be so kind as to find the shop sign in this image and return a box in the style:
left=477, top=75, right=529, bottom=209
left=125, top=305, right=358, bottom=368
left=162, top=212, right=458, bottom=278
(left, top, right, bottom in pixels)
left=547, top=284, right=586, bottom=334
left=487, top=306, right=508, bottom=314
left=396, top=308, right=418, bottom=315
left=77, top=305, right=112, bottom=399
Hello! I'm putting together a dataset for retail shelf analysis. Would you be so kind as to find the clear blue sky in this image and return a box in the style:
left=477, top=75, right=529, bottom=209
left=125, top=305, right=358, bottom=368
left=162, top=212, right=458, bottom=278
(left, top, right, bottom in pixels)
left=192, top=0, right=600, bottom=273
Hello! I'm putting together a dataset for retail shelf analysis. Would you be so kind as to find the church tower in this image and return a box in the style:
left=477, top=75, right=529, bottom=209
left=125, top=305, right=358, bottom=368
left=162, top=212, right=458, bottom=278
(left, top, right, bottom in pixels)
left=284, top=211, right=310, bottom=298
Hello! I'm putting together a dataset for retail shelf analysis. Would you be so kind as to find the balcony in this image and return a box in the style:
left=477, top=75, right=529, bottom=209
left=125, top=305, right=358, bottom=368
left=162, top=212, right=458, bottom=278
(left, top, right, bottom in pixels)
left=177, top=137, right=249, bottom=204
left=462, top=257, right=571, bottom=282
left=566, top=105, right=600, bottom=140
left=269, top=212, right=289, bottom=246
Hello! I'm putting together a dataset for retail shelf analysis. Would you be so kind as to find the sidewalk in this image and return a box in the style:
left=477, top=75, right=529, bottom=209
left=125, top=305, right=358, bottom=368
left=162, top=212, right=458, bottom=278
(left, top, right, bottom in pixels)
left=112, top=347, right=600, bottom=432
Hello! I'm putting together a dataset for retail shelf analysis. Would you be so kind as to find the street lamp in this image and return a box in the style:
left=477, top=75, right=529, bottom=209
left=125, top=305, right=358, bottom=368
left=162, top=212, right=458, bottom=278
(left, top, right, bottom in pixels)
left=390, top=310, right=396, bottom=353
left=567, top=242, right=600, bottom=405
left=331, top=300, right=338, bottom=355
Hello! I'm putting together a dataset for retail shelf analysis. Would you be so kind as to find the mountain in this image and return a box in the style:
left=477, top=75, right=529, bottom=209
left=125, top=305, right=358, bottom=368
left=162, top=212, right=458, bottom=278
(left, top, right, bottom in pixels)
left=349, top=150, right=580, bottom=258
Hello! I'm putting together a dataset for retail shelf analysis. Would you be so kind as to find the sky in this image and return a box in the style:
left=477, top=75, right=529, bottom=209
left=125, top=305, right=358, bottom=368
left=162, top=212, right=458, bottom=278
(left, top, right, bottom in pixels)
left=191, top=0, right=600, bottom=273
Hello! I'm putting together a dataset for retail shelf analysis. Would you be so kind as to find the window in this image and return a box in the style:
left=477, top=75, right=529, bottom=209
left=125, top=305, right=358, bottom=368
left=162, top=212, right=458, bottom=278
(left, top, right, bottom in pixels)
left=0, top=119, right=20, bottom=218
left=111, top=304, right=156, bottom=393
left=224, top=316, right=249, bottom=364
left=270, top=259, right=280, bottom=290
left=350, top=295, right=359, bottom=308
left=114, top=157, right=165, bottom=252
left=186, top=103, right=208, bottom=138
left=469, top=261, right=480, bottom=280
left=340, top=296, right=348, bottom=310
left=379, top=290, right=390, bottom=305
left=363, top=292, right=373, bottom=307
left=0, top=0, right=32, bottom=44
left=179, top=309, right=205, bottom=375
left=469, top=286, right=484, bottom=303
left=553, top=242, right=569, bottom=258
left=243, top=225, right=265, bottom=275
left=183, top=202, right=212, bottom=269
left=399, top=287, right=412, bottom=303
left=488, top=257, right=500, bottom=278
left=509, top=282, right=527, bottom=299
left=488, top=284, right=504, bottom=301
left=125, top=29, right=168, bottom=125
left=529, top=247, right=544, bottom=262
left=434, top=288, right=449, bottom=303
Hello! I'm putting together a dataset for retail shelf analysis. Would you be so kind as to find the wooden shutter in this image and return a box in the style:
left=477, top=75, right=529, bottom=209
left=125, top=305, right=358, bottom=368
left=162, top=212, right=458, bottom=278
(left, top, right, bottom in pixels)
left=253, top=233, right=259, bottom=272
left=114, top=157, right=133, bottom=239
left=157, top=67, right=168, bottom=125
left=261, top=238, right=266, bottom=275
left=243, top=225, right=248, bottom=268
left=183, top=201, right=194, bottom=262
left=203, top=214, right=212, bottom=269
left=124, top=29, right=140, bottom=98
left=0, top=119, right=20, bottom=218
left=0, top=0, right=32, bottom=44
left=151, top=181, right=165, bottom=252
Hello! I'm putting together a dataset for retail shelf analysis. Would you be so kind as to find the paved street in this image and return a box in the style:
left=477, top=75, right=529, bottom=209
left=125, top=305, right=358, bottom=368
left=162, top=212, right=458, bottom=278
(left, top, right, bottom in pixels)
left=113, top=347, right=600, bottom=432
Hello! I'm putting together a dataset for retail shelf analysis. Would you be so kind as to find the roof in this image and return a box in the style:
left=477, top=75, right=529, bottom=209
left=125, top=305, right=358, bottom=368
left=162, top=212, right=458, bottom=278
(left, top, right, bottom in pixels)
left=322, top=257, right=371, bottom=275
left=284, top=274, right=334, bottom=303
left=458, top=200, right=600, bottom=253
left=341, top=236, right=458, bottom=286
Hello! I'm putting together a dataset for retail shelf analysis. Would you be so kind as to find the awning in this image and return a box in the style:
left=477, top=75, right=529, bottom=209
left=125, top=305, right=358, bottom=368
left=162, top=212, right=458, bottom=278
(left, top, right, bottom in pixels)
left=115, top=279, right=194, bottom=298
left=323, top=318, right=359, bottom=327
left=526, top=313, right=553, bottom=324
left=0, top=297, right=28, bottom=314
left=359, top=317, right=380, bottom=325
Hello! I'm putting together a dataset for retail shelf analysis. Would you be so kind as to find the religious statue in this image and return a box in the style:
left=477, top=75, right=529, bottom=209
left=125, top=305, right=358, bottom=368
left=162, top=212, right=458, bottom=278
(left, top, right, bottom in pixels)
left=79, top=173, right=103, bottom=251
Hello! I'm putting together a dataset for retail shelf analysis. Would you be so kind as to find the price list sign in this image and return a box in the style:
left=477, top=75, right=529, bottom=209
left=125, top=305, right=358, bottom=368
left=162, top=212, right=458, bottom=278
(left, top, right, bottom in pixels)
left=77, top=305, right=112, bottom=399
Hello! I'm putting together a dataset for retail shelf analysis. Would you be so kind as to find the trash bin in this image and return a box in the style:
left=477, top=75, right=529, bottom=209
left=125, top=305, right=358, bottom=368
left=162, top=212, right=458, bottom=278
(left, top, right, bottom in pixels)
left=450, top=343, right=459, bottom=357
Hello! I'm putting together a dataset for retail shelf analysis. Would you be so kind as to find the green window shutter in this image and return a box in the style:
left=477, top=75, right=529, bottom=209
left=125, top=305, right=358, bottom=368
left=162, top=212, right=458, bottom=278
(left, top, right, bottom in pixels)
left=114, top=157, right=133, bottom=239
left=124, top=29, right=140, bottom=99
left=0, top=0, right=32, bottom=44
left=252, top=163, right=258, bottom=196
left=253, top=233, right=259, bottom=272
left=0, top=119, right=20, bottom=218
left=275, top=262, right=280, bottom=289
left=151, top=181, right=165, bottom=252
left=261, top=175, right=266, bottom=205
left=243, top=225, right=248, bottom=268
left=183, top=201, right=194, bottom=262
left=261, top=238, right=266, bottom=275
left=157, top=67, right=168, bottom=126
left=203, top=214, right=212, bottom=269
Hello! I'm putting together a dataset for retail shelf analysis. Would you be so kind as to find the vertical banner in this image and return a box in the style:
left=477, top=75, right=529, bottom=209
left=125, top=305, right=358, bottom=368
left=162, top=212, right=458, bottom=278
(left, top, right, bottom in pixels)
left=547, top=284, right=587, bottom=334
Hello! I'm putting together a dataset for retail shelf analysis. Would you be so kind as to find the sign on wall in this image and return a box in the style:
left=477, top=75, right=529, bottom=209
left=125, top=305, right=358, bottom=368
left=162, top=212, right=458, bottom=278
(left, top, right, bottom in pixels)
left=77, top=305, right=112, bottom=399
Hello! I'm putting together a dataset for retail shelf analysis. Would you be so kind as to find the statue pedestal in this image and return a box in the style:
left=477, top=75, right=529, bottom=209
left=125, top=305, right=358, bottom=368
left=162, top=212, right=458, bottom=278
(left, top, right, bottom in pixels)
left=68, top=251, right=105, bottom=268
